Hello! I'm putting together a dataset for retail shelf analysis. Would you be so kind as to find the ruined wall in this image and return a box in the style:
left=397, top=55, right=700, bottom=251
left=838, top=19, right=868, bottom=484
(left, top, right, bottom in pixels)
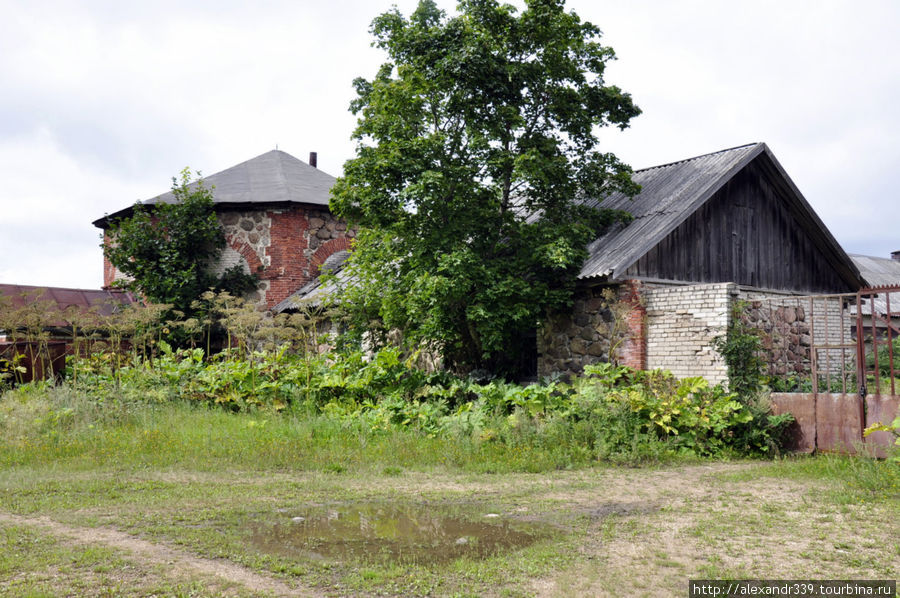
left=643, top=282, right=735, bottom=384
left=538, top=285, right=628, bottom=378
left=103, top=205, right=355, bottom=310
left=539, top=280, right=736, bottom=383
left=537, top=281, right=646, bottom=378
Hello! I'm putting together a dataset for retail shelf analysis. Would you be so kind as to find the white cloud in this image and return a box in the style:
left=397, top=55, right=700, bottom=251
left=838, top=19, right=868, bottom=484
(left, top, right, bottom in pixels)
left=1, top=0, right=898, bottom=289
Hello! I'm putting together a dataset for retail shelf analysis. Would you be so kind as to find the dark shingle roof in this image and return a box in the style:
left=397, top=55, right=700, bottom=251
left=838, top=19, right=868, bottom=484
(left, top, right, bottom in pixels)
left=94, top=150, right=335, bottom=227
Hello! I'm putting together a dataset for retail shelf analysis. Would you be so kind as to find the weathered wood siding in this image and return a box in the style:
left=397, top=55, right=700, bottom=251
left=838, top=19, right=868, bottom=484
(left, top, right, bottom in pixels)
left=623, top=161, right=852, bottom=293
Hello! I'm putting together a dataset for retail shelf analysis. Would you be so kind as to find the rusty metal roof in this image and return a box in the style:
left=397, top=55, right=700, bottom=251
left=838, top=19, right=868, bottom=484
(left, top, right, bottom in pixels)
left=0, top=284, right=135, bottom=321
left=94, top=150, right=336, bottom=228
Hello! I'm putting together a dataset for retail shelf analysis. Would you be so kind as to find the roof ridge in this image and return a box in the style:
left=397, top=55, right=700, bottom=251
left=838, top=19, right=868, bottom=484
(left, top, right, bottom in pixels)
left=634, top=142, right=761, bottom=173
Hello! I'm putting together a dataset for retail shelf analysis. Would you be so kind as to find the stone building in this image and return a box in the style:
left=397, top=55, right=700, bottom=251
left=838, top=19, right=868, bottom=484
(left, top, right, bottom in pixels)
left=93, top=150, right=353, bottom=310
left=539, top=143, right=865, bottom=383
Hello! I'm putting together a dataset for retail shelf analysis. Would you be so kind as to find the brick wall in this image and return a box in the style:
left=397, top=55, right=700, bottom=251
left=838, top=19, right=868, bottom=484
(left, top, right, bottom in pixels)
left=102, top=205, right=354, bottom=310
left=643, top=282, right=735, bottom=383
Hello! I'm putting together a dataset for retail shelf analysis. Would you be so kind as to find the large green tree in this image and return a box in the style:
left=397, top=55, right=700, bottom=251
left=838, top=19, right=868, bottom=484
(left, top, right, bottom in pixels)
left=104, top=169, right=257, bottom=316
left=331, top=0, right=640, bottom=374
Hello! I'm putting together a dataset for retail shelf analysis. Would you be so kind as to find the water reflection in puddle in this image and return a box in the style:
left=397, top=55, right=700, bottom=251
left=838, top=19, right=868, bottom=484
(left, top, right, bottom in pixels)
left=248, top=503, right=548, bottom=564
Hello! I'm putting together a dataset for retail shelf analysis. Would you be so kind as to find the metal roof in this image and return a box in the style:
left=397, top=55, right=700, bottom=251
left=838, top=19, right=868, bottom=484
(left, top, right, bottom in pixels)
left=0, top=284, right=136, bottom=326
left=576, top=143, right=862, bottom=291
left=849, top=254, right=900, bottom=287
left=272, top=251, right=351, bottom=313
left=94, top=150, right=336, bottom=228
left=578, top=143, right=764, bottom=279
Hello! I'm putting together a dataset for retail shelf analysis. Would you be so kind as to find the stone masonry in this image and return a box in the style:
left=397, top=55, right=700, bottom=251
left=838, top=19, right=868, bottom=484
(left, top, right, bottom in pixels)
left=103, top=206, right=355, bottom=310
left=540, top=280, right=737, bottom=384
left=538, top=280, right=646, bottom=378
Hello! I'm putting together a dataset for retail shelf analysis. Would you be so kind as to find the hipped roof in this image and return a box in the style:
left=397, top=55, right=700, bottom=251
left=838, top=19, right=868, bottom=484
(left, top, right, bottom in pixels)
left=94, top=150, right=335, bottom=228
left=577, top=142, right=863, bottom=290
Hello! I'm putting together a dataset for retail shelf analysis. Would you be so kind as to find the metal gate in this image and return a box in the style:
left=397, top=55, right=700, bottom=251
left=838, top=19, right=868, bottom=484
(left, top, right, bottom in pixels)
left=747, top=286, right=900, bottom=455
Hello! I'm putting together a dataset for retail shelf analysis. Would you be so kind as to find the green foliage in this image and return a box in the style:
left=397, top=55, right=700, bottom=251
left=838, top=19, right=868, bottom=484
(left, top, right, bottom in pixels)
left=331, top=0, right=640, bottom=373
left=714, top=301, right=765, bottom=400
left=865, top=337, right=900, bottom=378
left=864, top=415, right=900, bottom=463
left=103, top=168, right=257, bottom=319
left=51, top=339, right=792, bottom=461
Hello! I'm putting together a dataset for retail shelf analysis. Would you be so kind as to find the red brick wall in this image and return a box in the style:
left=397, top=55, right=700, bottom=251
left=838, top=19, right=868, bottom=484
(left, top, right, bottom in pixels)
left=617, top=279, right=647, bottom=370
left=102, top=205, right=353, bottom=310
left=102, top=233, right=116, bottom=289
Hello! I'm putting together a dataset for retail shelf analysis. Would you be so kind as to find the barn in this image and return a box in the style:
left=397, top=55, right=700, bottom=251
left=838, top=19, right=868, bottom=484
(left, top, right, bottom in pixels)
left=539, top=142, right=865, bottom=382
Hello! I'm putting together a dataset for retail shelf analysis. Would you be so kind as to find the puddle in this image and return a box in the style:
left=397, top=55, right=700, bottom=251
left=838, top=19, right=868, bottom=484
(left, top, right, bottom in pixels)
left=247, top=502, right=549, bottom=565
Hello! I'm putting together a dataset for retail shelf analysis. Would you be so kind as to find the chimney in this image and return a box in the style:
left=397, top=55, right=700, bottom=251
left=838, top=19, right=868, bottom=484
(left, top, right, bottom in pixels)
left=309, top=152, right=318, bottom=168
left=892, top=250, right=900, bottom=262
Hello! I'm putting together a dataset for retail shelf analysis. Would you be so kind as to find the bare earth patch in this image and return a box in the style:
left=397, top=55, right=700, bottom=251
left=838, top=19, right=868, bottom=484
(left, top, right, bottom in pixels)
left=0, top=511, right=322, bottom=597
left=528, top=465, right=898, bottom=597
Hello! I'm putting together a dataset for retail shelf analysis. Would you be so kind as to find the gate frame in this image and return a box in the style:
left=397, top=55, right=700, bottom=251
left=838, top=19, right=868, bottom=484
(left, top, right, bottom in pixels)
left=755, top=286, right=900, bottom=455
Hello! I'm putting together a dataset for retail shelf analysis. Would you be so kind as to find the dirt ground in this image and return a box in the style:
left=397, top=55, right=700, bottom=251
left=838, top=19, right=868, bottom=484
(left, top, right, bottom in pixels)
left=1, top=462, right=897, bottom=597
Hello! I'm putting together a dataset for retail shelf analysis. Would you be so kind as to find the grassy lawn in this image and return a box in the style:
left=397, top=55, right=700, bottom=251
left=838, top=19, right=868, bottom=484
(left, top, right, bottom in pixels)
left=1, top=390, right=897, bottom=597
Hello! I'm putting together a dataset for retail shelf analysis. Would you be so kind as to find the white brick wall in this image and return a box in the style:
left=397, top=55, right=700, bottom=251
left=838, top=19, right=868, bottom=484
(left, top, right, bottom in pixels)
left=643, top=282, right=735, bottom=384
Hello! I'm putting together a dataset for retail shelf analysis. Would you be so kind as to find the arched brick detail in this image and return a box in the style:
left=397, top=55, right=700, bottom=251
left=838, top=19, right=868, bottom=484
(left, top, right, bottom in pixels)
left=309, top=237, right=353, bottom=277
left=226, top=237, right=265, bottom=274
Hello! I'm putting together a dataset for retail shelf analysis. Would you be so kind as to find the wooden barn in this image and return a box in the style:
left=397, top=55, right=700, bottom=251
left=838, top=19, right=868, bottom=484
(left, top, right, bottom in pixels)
left=540, top=143, right=865, bottom=382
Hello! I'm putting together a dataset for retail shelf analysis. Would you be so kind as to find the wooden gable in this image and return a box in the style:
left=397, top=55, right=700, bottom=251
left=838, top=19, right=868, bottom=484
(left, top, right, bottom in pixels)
left=621, top=154, right=857, bottom=293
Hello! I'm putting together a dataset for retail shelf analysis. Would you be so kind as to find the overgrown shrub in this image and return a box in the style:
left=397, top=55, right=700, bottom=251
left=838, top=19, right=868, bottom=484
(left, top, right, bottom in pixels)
left=19, top=335, right=797, bottom=462
left=713, top=301, right=764, bottom=399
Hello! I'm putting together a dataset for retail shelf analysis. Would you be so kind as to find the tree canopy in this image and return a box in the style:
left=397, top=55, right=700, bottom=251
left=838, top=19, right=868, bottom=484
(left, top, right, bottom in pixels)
left=330, top=0, right=641, bottom=375
left=104, top=169, right=257, bottom=316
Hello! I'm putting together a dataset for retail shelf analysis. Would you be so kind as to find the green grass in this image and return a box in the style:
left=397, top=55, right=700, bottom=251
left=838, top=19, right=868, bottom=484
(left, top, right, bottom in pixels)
left=0, top=384, right=684, bottom=474
left=1, top=384, right=898, bottom=597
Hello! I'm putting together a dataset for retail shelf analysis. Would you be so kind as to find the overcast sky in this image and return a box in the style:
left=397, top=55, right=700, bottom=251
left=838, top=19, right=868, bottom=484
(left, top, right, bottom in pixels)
left=2, top=0, right=898, bottom=289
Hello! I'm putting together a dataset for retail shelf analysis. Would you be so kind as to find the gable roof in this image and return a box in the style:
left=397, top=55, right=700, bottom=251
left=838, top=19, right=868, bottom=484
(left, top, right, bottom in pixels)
left=577, top=142, right=863, bottom=290
left=93, top=150, right=336, bottom=228
left=849, top=254, right=900, bottom=288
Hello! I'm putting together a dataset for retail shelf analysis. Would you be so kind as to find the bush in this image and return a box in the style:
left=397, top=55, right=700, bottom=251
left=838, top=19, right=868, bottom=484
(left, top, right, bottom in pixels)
left=39, top=341, right=795, bottom=462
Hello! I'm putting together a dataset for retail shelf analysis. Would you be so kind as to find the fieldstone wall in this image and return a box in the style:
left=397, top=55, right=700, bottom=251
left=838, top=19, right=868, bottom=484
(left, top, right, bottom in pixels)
left=740, top=293, right=810, bottom=377
left=537, top=282, right=644, bottom=378
left=740, top=290, right=851, bottom=380
left=643, top=282, right=735, bottom=384
left=103, top=205, right=355, bottom=310
left=539, top=281, right=737, bottom=383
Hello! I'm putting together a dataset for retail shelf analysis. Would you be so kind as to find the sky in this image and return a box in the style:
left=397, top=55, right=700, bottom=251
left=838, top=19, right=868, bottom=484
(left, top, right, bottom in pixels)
left=2, top=0, right=898, bottom=289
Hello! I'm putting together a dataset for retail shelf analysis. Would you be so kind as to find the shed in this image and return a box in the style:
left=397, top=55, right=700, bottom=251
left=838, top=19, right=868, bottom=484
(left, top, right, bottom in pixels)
left=0, top=284, right=135, bottom=381
left=540, top=143, right=865, bottom=381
